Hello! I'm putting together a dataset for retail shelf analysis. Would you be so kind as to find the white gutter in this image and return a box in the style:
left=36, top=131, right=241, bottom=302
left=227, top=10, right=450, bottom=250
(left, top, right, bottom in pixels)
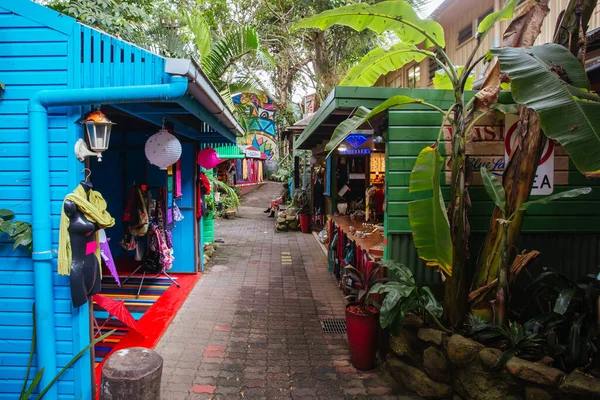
left=165, top=58, right=244, bottom=136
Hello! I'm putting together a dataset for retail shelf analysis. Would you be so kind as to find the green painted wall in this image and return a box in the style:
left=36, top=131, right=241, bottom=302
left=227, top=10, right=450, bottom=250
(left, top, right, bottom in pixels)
left=383, top=89, right=600, bottom=283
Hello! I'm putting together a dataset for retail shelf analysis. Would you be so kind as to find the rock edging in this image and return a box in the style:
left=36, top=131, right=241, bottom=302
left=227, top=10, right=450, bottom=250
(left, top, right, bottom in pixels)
left=386, top=328, right=600, bottom=399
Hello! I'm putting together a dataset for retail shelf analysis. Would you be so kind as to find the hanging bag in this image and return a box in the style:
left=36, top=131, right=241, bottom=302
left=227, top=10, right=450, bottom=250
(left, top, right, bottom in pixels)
left=141, top=225, right=163, bottom=274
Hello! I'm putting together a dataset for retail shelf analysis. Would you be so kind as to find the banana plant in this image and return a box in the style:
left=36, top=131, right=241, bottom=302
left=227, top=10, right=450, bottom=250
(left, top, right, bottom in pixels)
left=479, top=166, right=591, bottom=324
left=20, top=304, right=115, bottom=399
left=293, top=0, right=520, bottom=327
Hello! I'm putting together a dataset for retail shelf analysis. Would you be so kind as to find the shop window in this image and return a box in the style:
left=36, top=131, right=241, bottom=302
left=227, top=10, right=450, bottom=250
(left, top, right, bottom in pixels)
left=458, top=23, right=473, bottom=45
left=408, top=64, right=420, bottom=88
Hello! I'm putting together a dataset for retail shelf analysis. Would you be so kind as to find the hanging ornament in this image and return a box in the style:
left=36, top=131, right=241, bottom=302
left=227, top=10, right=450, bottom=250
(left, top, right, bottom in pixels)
left=197, top=147, right=220, bottom=169
left=144, top=129, right=182, bottom=170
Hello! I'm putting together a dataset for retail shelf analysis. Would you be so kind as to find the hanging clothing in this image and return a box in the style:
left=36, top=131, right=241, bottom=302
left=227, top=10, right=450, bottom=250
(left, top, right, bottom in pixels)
left=242, top=159, right=248, bottom=180
left=258, top=161, right=263, bottom=183
left=174, top=160, right=183, bottom=198
left=196, top=172, right=211, bottom=218
left=129, top=185, right=149, bottom=236
left=58, top=184, right=115, bottom=276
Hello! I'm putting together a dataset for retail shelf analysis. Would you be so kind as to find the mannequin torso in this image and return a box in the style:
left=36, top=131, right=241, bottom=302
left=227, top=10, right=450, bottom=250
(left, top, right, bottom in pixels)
left=64, top=182, right=101, bottom=307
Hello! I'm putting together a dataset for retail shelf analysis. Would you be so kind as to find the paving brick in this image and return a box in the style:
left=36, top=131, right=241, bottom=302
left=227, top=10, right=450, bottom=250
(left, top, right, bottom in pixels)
left=189, top=384, right=216, bottom=394
left=157, top=189, right=406, bottom=400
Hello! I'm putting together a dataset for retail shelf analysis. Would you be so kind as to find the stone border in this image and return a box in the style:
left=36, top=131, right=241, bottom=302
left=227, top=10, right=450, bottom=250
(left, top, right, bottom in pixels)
left=386, top=325, right=600, bottom=399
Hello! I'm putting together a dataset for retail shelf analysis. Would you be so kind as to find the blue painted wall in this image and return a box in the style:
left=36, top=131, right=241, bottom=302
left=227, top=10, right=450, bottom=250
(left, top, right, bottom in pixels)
left=0, top=4, right=83, bottom=399
left=0, top=1, right=201, bottom=398
left=91, top=131, right=197, bottom=273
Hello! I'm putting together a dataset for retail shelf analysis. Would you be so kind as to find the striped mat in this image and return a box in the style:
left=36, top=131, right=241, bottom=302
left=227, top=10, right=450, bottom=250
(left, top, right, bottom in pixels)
left=93, top=275, right=176, bottom=364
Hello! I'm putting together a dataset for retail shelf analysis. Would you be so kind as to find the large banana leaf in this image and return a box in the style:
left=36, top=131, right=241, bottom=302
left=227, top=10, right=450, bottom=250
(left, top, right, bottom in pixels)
left=408, top=145, right=453, bottom=276
left=480, top=167, right=506, bottom=213
left=324, top=95, right=425, bottom=156
left=433, top=66, right=473, bottom=90
left=292, top=1, right=445, bottom=48
left=477, top=0, right=519, bottom=36
left=340, top=43, right=430, bottom=87
left=492, top=44, right=600, bottom=177
left=518, top=187, right=592, bottom=213
left=325, top=107, right=370, bottom=156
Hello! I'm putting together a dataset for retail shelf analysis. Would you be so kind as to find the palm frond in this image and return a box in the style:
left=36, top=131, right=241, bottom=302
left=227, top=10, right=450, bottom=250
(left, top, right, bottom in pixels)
left=201, top=25, right=261, bottom=82
left=181, top=10, right=212, bottom=59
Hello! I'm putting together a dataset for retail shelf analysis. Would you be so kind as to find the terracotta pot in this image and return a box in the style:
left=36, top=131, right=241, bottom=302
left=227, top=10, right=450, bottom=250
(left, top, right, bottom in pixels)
left=345, top=303, right=379, bottom=370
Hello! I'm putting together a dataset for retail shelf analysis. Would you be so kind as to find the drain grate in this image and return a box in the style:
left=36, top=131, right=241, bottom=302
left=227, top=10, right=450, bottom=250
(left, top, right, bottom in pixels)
left=320, top=318, right=347, bottom=334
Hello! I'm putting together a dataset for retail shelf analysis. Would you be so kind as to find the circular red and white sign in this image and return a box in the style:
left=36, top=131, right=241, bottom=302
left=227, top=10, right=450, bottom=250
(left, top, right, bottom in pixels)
left=505, top=122, right=554, bottom=165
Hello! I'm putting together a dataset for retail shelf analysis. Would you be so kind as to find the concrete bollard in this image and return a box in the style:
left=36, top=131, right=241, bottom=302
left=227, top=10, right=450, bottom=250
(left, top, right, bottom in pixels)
left=101, top=347, right=163, bottom=400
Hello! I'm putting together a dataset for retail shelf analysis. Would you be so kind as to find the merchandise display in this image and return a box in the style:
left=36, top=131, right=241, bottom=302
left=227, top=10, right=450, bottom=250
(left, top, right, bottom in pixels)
left=59, top=179, right=115, bottom=307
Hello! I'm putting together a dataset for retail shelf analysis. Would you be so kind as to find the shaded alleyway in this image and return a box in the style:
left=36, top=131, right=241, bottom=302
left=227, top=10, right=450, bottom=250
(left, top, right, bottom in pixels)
left=156, top=182, right=415, bottom=399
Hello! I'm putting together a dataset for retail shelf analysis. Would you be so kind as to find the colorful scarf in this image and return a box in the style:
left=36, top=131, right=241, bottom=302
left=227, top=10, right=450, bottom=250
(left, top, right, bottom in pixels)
left=58, top=185, right=115, bottom=276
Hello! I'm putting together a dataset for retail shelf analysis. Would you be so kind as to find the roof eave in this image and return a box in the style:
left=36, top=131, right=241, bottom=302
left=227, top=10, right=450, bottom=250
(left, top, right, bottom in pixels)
left=165, top=58, right=244, bottom=137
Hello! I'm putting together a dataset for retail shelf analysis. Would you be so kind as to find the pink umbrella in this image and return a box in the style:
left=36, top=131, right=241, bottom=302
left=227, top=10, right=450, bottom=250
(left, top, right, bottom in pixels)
left=100, top=238, right=120, bottom=286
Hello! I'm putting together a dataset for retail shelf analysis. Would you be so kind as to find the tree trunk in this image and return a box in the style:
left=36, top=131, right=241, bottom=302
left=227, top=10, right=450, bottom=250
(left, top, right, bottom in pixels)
left=443, top=94, right=470, bottom=328
left=470, top=0, right=596, bottom=320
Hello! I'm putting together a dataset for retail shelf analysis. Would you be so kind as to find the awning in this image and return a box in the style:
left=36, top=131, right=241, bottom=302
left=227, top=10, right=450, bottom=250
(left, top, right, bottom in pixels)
left=244, top=146, right=267, bottom=160
left=294, top=86, right=420, bottom=151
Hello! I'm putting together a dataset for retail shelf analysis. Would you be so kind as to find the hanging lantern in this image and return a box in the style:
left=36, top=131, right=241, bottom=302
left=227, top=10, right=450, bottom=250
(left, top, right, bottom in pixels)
left=144, top=129, right=182, bottom=170
left=197, top=147, right=220, bottom=169
left=75, top=109, right=115, bottom=162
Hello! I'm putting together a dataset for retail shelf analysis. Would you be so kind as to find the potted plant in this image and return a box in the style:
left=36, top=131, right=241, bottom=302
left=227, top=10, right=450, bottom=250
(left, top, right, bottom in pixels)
left=342, top=264, right=384, bottom=370
left=292, top=190, right=311, bottom=233
left=369, top=260, right=446, bottom=335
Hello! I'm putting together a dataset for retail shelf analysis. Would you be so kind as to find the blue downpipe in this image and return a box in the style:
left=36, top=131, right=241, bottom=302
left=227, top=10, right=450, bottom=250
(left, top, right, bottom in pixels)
left=28, top=76, right=188, bottom=398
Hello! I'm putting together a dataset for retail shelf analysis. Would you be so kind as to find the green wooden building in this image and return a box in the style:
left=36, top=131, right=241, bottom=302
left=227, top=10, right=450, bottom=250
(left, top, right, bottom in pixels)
left=295, top=86, right=600, bottom=284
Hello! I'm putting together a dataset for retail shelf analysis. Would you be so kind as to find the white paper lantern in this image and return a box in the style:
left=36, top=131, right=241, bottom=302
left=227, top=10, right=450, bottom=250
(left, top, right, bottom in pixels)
left=144, top=129, right=182, bottom=170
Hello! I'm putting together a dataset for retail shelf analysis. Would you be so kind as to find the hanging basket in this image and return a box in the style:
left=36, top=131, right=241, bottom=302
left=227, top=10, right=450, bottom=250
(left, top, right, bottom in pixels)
left=144, top=129, right=182, bottom=170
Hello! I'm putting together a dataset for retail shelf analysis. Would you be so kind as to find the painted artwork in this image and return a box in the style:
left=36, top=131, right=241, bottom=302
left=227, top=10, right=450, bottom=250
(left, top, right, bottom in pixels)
left=232, top=93, right=278, bottom=160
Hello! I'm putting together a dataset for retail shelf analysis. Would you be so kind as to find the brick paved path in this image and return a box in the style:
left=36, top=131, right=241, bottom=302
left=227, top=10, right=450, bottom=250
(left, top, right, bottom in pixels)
left=156, top=185, right=416, bottom=399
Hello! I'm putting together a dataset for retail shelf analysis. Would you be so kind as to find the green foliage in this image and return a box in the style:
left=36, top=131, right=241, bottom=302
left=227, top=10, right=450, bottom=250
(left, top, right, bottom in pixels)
left=325, top=107, right=370, bottom=155
left=479, top=167, right=592, bottom=221
left=20, top=304, right=116, bottom=399
left=477, top=0, right=520, bottom=35
left=340, top=43, right=430, bottom=87
left=292, top=1, right=446, bottom=48
left=480, top=167, right=506, bottom=213
left=0, top=209, right=33, bottom=252
left=369, top=260, right=444, bottom=335
left=208, top=176, right=240, bottom=211
left=342, top=264, right=384, bottom=311
left=467, top=314, right=546, bottom=369
left=433, top=67, right=473, bottom=90
left=492, top=44, right=600, bottom=176
left=43, top=0, right=152, bottom=39
left=407, top=146, right=453, bottom=276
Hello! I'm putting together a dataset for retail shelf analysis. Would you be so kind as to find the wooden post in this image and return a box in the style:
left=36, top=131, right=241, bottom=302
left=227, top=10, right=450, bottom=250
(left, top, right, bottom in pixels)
left=101, top=347, right=163, bottom=400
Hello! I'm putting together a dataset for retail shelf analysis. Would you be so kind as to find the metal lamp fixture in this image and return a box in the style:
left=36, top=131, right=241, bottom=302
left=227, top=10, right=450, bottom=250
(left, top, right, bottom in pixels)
left=75, top=109, right=115, bottom=162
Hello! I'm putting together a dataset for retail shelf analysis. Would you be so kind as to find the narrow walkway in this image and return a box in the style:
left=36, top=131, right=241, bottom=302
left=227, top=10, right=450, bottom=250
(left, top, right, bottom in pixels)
left=157, top=183, right=413, bottom=399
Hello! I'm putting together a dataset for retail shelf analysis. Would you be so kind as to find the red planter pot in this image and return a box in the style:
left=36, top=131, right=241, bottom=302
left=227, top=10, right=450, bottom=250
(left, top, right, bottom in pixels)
left=298, top=213, right=311, bottom=233
left=345, top=303, right=379, bottom=370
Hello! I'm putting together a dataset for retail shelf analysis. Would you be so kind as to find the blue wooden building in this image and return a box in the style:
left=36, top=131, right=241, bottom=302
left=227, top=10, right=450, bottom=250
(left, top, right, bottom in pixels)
left=0, top=1, right=242, bottom=398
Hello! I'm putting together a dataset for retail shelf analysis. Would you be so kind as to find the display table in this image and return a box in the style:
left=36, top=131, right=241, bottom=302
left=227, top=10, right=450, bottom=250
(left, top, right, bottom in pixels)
left=329, top=215, right=384, bottom=261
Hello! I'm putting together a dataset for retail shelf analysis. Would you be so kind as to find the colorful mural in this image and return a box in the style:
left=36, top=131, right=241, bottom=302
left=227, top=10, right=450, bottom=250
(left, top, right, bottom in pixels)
left=232, top=93, right=278, bottom=160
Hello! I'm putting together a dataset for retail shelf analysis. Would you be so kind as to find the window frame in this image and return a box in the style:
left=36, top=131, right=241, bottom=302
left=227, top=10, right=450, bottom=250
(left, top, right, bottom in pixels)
left=407, top=64, right=421, bottom=89
left=457, top=23, right=474, bottom=46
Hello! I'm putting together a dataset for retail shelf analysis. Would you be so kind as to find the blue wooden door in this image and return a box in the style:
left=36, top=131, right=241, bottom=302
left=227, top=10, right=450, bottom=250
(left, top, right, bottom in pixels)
left=168, top=142, right=197, bottom=273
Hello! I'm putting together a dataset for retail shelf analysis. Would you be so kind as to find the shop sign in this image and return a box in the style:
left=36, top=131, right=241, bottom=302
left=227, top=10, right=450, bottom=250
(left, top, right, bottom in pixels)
left=443, top=115, right=565, bottom=190
left=245, top=149, right=262, bottom=158
left=504, top=115, right=554, bottom=195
